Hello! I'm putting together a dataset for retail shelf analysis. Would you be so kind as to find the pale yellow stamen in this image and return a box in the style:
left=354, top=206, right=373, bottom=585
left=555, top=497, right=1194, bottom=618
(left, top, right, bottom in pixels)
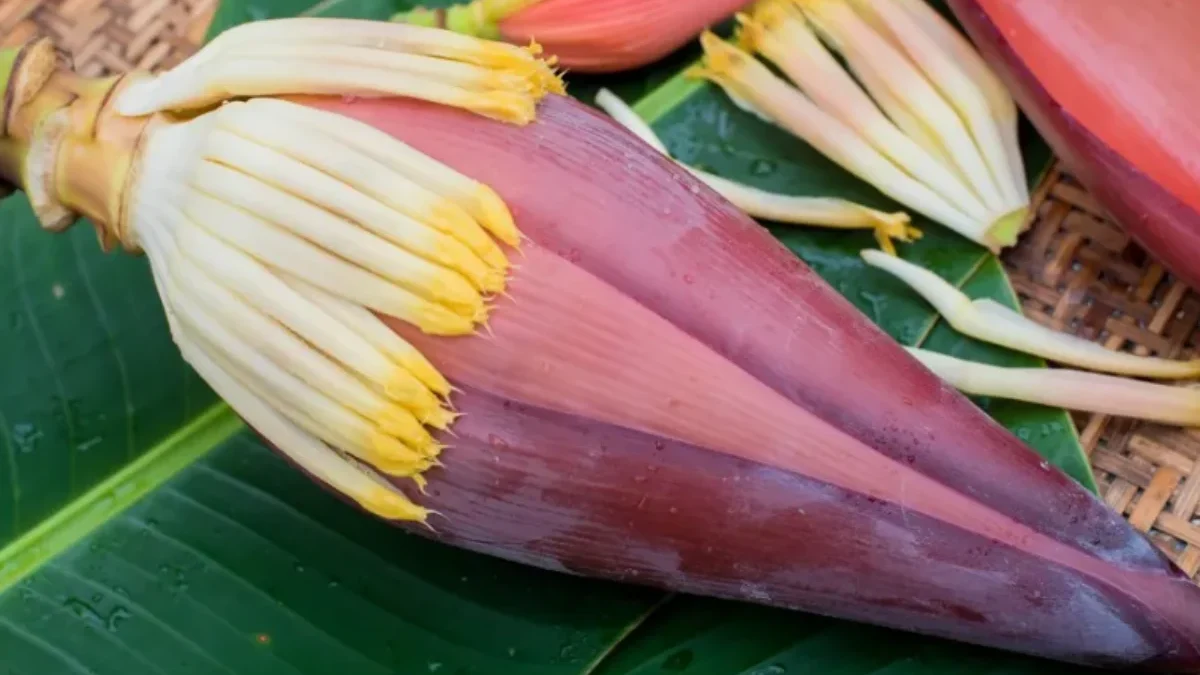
left=144, top=223, right=439, bottom=466
left=887, top=0, right=1027, bottom=200
left=851, top=0, right=1023, bottom=209
left=738, top=2, right=989, bottom=222
left=224, top=43, right=549, bottom=96
left=175, top=331, right=429, bottom=522
left=593, top=87, right=919, bottom=254
left=909, top=348, right=1200, bottom=428
left=174, top=223, right=447, bottom=420
left=115, top=17, right=562, bottom=119
left=181, top=188, right=475, bottom=335
left=243, top=98, right=522, bottom=248
left=141, top=211, right=447, bottom=432
left=213, top=102, right=501, bottom=291
left=688, top=33, right=978, bottom=242
left=191, top=155, right=483, bottom=319
left=862, top=249, right=1200, bottom=379
left=201, top=130, right=486, bottom=311
left=281, top=273, right=453, bottom=397
left=798, top=0, right=1005, bottom=213
left=228, top=103, right=508, bottom=269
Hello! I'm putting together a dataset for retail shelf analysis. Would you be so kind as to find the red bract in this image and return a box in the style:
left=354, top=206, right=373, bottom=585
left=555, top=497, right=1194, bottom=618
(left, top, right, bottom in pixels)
left=947, top=0, right=1200, bottom=292
left=396, top=0, right=751, bottom=73
left=500, top=0, right=748, bottom=71
left=299, top=93, right=1200, bottom=670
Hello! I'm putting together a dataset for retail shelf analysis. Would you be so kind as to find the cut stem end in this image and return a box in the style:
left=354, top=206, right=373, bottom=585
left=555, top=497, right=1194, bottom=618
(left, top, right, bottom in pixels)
left=984, top=206, right=1029, bottom=252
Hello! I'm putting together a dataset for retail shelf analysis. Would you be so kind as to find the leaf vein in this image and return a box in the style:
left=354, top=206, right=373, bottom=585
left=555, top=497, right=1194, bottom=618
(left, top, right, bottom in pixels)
left=46, top=559, right=239, bottom=675
left=10, top=224, right=78, bottom=490
left=0, top=614, right=96, bottom=674
left=69, top=235, right=137, bottom=460
left=126, top=516, right=392, bottom=675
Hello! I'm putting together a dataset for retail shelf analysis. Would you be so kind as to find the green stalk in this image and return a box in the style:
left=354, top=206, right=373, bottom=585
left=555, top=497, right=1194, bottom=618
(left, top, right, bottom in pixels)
left=391, top=0, right=544, bottom=37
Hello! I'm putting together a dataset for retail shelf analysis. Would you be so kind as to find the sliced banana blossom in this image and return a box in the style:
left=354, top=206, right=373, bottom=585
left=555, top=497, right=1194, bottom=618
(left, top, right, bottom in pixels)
left=862, top=250, right=1200, bottom=379
left=738, top=1, right=988, bottom=223
left=798, top=0, right=1003, bottom=211
left=693, top=1, right=1031, bottom=252
left=687, top=34, right=986, bottom=247
left=0, top=20, right=562, bottom=523
left=856, top=0, right=1027, bottom=203
left=593, top=87, right=918, bottom=254
left=909, top=348, right=1200, bottom=428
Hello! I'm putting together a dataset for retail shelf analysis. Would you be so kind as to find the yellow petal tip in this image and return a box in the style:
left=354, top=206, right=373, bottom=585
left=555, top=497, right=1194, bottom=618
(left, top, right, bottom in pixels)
left=362, top=486, right=430, bottom=522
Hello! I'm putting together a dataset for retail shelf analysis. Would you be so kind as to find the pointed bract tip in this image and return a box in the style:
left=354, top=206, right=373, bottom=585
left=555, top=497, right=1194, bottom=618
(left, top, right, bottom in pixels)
left=363, top=485, right=430, bottom=523
left=412, top=473, right=429, bottom=495
left=425, top=407, right=462, bottom=431
left=749, top=0, right=801, bottom=33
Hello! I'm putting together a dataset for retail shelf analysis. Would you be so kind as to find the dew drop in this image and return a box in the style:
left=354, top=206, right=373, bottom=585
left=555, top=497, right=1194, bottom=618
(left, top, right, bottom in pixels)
left=428, top=662, right=443, bottom=672
left=750, top=158, right=777, bottom=176
left=663, top=649, right=693, bottom=671
left=107, top=606, right=131, bottom=632
left=12, top=423, right=43, bottom=454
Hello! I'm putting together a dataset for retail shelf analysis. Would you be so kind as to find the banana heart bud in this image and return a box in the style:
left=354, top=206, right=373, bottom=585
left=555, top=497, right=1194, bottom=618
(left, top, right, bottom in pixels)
left=2, top=17, right=1200, bottom=672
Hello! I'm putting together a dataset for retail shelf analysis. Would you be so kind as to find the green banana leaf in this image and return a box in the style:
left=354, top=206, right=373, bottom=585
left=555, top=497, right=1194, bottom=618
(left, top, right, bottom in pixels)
left=0, top=0, right=1106, bottom=672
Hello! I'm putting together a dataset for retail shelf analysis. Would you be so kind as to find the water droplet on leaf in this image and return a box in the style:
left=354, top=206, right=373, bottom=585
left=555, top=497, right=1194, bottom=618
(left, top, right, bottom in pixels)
left=663, top=649, right=693, bottom=671
left=750, top=158, right=777, bottom=176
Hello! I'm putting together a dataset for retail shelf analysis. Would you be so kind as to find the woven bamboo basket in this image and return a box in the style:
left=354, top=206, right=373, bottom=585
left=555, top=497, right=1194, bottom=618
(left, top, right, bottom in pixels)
left=3, top=0, right=1199, bottom=584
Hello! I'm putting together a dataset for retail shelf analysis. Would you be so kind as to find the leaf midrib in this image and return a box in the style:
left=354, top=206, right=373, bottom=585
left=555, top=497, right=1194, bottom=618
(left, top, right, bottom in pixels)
left=0, top=403, right=241, bottom=596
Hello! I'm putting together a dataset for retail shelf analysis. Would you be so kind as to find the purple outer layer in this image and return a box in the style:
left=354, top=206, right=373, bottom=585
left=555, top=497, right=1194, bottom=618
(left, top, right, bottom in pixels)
left=949, top=0, right=1200, bottom=293
left=417, top=384, right=1198, bottom=669
left=288, top=95, right=1200, bottom=670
